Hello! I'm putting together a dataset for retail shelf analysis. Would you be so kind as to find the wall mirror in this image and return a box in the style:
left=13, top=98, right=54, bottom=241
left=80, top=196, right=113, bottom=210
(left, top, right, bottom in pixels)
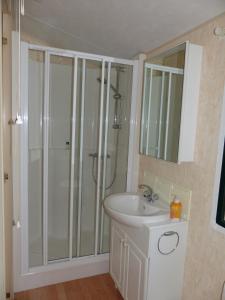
left=216, top=139, right=225, bottom=228
left=213, top=87, right=225, bottom=232
left=140, top=43, right=186, bottom=163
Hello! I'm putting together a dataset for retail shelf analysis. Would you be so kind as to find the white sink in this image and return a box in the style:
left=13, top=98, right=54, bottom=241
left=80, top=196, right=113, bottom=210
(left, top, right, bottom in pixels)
left=104, top=192, right=169, bottom=228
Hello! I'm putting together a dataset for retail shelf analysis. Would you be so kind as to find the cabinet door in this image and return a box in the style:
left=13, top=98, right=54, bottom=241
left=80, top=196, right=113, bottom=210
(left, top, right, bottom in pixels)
left=124, top=238, right=147, bottom=300
left=110, top=224, right=126, bottom=292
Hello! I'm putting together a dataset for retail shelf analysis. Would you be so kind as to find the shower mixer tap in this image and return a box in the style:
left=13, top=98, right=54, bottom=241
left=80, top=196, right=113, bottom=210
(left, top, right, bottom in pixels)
left=89, top=152, right=110, bottom=159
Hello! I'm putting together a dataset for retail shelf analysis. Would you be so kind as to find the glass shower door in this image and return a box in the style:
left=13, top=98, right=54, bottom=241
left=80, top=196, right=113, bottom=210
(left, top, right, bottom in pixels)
left=48, top=55, right=74, bottom=261
left=73, top=59, right=104, bottom=257
left=28, top=50, right=44, bottom=267
left=24, top=45, right=135, bottom=269
left=98, top=63, right=133, bottom=254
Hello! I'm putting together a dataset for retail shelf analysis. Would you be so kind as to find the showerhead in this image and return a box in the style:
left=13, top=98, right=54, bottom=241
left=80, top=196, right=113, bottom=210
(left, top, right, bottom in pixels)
left=97, top=77, right=122, bottom=100
left=112, top=124, right=121, bottom=129
left=97, top=76, right=122, bottom=130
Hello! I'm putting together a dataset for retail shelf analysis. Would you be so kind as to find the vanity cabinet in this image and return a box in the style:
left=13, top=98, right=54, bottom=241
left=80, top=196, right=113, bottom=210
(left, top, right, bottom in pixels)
left=110, top=224, right=147, bottom=300
left=123, top=236, right=147, bottom=300
left=110, top=220, right=188, bottom=300
left=110, top=225, right=125, bottom=291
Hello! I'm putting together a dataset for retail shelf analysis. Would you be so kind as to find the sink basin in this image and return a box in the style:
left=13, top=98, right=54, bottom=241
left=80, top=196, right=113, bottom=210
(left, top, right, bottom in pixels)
left=104, top=192, right=169, bottom=228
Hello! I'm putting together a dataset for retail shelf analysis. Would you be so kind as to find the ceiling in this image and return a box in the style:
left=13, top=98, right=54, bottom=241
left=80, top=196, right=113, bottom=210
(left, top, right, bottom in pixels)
left=22, top=0, right=225, bottom=58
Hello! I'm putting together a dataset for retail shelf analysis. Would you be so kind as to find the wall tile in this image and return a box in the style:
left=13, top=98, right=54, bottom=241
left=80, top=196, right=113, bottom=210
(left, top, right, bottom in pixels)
left=142, top=170, right=192, bottom=220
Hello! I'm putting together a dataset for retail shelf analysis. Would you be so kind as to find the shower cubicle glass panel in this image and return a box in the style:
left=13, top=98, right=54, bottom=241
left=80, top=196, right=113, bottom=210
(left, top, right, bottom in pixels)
left=28, top=50, right=44, bottom=267
left=25, top=44, right=134, bottom=269
left=48, top=55, right=74, bottom=261
left=74, top=59, right=103, bottom=257
left=98, top=63, right=133, bottom=254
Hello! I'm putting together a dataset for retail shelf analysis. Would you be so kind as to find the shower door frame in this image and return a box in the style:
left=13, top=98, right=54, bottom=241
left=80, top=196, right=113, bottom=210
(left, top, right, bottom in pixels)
left=12, top=37, right=139, bottom=292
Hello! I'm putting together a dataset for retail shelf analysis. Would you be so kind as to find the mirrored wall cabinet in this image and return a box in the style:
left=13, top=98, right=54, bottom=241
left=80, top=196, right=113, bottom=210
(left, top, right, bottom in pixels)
left=140, top=41, right=202, bottom=163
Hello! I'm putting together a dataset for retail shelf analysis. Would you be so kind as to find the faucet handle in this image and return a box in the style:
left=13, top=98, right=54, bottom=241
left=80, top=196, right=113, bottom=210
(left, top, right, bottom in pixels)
left=139, top=184, right=159, bottom=203
left=138, top=184, right=153, bottom=195
left=151, top=193, right=159, bottom=201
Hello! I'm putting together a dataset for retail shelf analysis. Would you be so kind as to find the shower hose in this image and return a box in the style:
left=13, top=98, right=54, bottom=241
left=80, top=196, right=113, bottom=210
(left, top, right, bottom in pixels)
left=91, top=128, right=119, bottom=190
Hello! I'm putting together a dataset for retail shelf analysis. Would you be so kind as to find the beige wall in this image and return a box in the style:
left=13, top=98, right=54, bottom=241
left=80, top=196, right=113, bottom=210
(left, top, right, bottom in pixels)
left=21, top=32, right=50, bottom=46
left=139, top=12, right=225, bottom=299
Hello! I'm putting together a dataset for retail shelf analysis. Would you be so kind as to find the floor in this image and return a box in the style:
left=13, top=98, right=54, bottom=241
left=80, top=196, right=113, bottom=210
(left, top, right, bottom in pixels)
left=14, top=274, right=123, bottom=300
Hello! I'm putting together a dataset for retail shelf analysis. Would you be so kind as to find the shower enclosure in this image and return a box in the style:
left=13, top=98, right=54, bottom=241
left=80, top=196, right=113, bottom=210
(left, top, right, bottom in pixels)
left=13, top=39, right=138, bottom=290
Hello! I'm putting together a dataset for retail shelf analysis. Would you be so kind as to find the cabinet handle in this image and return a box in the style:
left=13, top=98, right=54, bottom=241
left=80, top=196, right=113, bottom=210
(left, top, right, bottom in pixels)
left=157, top=231, right=179, bottom=255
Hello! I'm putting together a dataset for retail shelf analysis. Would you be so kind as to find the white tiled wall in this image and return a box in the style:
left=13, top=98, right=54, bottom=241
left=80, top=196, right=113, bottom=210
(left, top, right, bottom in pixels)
left=142, top=170, right=192, bottom=220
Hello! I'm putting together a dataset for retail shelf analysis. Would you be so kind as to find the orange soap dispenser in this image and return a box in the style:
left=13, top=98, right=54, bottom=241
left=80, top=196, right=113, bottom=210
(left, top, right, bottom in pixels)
left=170, top=196, right=182, bottom=221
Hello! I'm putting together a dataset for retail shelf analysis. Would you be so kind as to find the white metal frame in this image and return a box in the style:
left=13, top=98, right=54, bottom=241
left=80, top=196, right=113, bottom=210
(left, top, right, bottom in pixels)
left=43, top=51, right=50, bottom=266
left=140, top=66, right=147, bottom=154
left=20, top=42, right=29, bottom=274
left=77, top=59, right=86, bottom=257
left=164, top=72, right=172, bottom=161
left=0, top=2, right=6, bottom=298
left=146, top=68, right=153, bottom=155
left=69, top=57, right=78, bottom=259
left=178, top=41, right=202, bottom=163
left=94, top=60, right=106, bottom=255
left=100, top=62, right=111, bottom=253
left=23, top=43, right=134, bottom=66
left=12, top=40, right=139, bottom=291
left=145, top=63, right=184, bottom=75
left=157, top=71, right=165, bottom=158
left=127, top=59, right=140, bottom=192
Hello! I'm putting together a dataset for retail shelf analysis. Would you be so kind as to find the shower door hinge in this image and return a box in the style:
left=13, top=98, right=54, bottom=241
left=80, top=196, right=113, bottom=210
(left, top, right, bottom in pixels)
left=2, top=37, right=7, bottom=45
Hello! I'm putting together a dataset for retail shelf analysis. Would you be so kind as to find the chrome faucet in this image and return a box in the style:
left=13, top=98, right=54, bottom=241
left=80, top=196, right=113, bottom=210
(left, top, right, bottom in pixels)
left=138, top=184, right=159, bottom=203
